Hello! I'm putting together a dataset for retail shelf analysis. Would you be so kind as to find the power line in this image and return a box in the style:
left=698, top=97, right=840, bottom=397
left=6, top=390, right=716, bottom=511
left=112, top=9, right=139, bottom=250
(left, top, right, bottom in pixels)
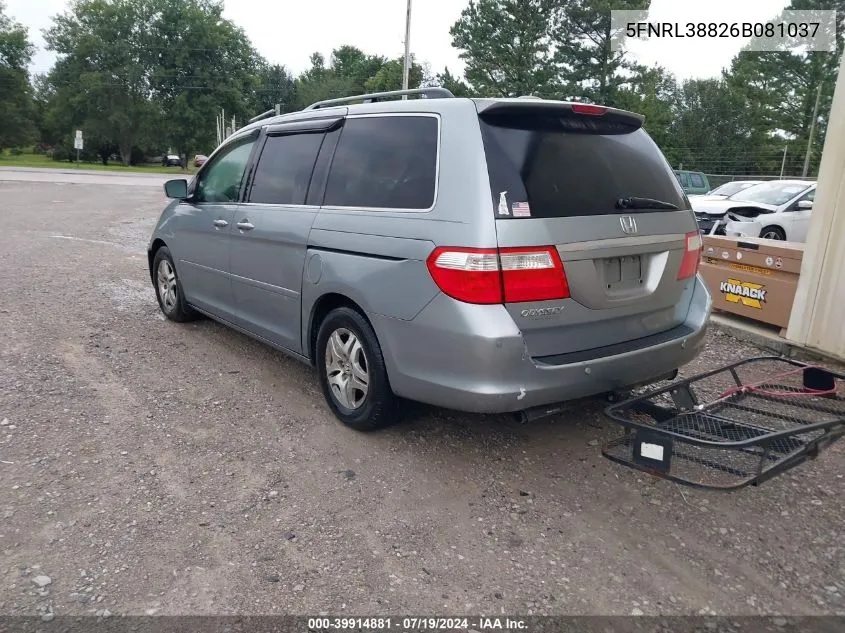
left=0, top=80, right=294, bottom=93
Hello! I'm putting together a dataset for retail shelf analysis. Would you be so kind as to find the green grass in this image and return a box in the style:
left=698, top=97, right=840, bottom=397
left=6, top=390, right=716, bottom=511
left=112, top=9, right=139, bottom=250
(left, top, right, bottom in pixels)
left=0, top=151, right=197, bottom=175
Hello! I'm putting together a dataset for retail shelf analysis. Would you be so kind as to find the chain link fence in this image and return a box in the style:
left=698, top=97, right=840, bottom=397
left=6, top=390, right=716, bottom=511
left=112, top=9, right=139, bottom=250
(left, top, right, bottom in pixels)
left=704, top=173, right=816, bottom=189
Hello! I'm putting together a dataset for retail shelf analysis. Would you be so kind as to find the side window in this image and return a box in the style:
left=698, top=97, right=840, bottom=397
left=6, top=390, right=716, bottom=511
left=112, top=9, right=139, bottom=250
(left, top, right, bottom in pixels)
left=324, top=116, right=438, bottom=210
left=248, top=132, right=325, bottom=205
left=678, top=172, right=690, bottom=188
left=690, top=172, right=705, bottom=188
left=800, top=188, right=815, bottom=203
left=195, top=136, right=256, bottom=203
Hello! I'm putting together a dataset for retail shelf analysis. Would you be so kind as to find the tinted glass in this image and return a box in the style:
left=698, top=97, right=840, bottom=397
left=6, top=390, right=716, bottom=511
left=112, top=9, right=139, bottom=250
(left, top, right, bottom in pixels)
left=324, top=116, right=438, bottom=209
left=248, top=132, right=325, bottom=205
left=690, top=172, right=705, bottom=187
left=195, top=137, right=255, bottom=203
left=481, top=114, right=686, bottom=218
left=730, top=182, right=811, bottom=206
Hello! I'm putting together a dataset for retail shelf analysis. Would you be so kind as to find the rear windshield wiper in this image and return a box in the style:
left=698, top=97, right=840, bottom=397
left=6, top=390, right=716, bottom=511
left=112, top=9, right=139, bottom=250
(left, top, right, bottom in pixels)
left=616, top=197, right=679, bottom=211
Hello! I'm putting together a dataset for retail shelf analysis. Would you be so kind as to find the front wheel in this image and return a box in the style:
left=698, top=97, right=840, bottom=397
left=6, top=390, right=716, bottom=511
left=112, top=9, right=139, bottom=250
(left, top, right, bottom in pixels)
left=153, top=246, right=197, bottom=322
left=760, top=226, right=786, bottom=241
left=316, top=307, right=398, bottom=431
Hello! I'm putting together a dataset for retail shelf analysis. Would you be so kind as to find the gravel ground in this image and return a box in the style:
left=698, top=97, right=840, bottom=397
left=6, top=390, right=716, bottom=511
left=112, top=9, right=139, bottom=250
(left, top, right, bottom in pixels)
left=1, top=175, right=844, bottom=618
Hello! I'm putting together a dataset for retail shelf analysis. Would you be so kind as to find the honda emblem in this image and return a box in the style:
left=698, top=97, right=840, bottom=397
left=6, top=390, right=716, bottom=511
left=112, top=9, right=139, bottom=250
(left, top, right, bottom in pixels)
left=619, top=216, right=638, bottom=234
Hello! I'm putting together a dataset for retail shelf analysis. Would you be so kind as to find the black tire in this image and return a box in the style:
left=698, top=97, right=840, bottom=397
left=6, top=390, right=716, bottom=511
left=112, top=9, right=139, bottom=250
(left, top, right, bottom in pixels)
left=759, top=225, right=786, bottom=241
left=316, top=307, right=398, bottom=431
left=152, top=246, right=197, bottom=322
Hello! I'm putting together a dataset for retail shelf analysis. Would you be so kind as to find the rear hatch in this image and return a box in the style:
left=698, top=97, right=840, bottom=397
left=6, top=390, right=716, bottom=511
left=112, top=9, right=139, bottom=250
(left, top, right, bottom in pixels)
left=478, top=101, right=700, bottom=361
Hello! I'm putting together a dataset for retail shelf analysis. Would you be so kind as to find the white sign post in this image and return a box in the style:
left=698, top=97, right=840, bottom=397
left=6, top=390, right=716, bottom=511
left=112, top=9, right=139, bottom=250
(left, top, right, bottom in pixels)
left=74, top=130, right=83, bottom=162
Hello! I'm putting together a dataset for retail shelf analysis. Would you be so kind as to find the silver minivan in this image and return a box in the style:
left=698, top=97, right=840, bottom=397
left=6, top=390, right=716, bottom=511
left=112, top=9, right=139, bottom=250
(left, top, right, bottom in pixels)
left=149, top=88, right=712, bottom=430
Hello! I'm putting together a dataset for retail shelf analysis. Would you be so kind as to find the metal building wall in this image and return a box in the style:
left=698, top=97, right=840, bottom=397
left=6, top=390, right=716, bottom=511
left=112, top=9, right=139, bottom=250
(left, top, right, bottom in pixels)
left=786, top=55, right=845, bottom=359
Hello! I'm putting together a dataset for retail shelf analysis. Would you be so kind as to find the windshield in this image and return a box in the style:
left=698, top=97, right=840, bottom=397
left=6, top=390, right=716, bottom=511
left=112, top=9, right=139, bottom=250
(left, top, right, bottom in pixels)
left=710, top=181, right=758, bottom=196
left=729, top=182, right=811, bottom=206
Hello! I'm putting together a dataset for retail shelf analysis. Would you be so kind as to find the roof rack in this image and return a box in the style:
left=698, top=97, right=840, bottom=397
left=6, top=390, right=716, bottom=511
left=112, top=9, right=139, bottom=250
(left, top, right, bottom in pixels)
left=305, top=87, right=455, bottom=111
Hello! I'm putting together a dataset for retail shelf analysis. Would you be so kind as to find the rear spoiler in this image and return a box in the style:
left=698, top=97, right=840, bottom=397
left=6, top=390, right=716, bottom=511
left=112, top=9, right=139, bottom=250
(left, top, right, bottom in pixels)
left=474, top=99, right=644, bottom=131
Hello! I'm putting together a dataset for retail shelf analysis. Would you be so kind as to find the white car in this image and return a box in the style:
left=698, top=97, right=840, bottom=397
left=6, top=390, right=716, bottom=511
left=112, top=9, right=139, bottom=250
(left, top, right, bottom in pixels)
left=691, top=180, right=816, bottom=242
left=688, top=180, right=763, bottom=201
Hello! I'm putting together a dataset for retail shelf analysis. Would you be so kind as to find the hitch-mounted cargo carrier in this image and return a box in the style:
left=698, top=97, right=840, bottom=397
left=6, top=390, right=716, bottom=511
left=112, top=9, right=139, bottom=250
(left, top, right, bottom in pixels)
left=602, top=357, right=845, bottom=490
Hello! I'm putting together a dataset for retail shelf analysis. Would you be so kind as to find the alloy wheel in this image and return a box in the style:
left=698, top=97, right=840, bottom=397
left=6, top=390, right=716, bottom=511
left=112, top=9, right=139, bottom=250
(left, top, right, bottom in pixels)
left=157, top=259, right=178, bottom=312
left=324, top=328, right=369, bottom=409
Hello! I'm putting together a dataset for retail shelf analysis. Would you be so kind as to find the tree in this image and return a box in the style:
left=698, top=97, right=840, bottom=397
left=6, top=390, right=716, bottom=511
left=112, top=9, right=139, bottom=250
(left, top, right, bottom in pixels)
left=666, top=78, right=774, bottom=175
left=251, top=63, right=297, bottom=116
left=0, top=1, right=37, bottom=151
left=293, top=46, right=421, bottom=108
left=147, top=0, right=261, bottom=164
left=613, top=66, right=678, bottom=157
left=43, top=0, right=260, bottom=165
left=37, top=64, right=122, bottom=164
left=330, top=45, right=386, bottom=93
left=44, top=0, right=160, bottom=164
left=434, top=67, right=473, bottom=97
left=294, top=52, right=357, bottom=109
left=364, top=57, right=424, bottom=93
left=450, top=0, right=559, bottom=97
left=555, top=0, right=651, bottom=105
left=725, top=0, right=845, bottom=176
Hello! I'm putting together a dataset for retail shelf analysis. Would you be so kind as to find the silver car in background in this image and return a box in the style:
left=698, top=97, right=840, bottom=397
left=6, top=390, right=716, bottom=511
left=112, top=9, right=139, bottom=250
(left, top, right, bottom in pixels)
left=148, top=88, right=711, bottom=430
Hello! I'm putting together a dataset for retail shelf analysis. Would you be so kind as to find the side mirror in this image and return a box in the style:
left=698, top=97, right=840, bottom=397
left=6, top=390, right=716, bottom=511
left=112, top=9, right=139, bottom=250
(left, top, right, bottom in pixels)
left=797, top=200, right=813, bottom=210
left=164, top=178, right=189, bottom=199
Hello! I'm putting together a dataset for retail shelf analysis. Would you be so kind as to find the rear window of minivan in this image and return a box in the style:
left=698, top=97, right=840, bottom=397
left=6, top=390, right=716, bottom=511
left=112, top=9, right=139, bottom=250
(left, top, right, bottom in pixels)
left=480, top=113, right=686, bottom=218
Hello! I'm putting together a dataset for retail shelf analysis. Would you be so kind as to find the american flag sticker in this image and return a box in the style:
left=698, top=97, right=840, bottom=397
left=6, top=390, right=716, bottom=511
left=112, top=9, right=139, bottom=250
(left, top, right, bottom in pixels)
left=512, top=201, right=531, bottom=217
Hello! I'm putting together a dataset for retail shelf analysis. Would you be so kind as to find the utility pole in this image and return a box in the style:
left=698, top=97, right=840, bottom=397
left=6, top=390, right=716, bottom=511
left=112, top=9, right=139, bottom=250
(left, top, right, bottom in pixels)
left=780, top=145, right=788, bottom=178
left=402, top=0, right=412, bottom=96
left=802, top=84, right=823, bottom=178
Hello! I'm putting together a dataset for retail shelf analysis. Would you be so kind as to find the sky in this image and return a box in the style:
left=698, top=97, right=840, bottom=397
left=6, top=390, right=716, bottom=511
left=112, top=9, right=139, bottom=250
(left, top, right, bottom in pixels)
left=9, top=0, right=791, bottom=83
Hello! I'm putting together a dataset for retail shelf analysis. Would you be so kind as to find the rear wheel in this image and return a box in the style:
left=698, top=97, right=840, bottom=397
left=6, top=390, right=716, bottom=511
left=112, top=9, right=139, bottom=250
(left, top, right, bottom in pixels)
left=153, top=246, right=197, bottom=322
left=316, top=307, right=398, bottom=431
left=760, top=226, right=786, bottom=241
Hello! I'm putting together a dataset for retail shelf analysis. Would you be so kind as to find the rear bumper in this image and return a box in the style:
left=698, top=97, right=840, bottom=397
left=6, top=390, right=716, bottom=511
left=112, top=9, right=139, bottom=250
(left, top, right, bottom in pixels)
left=372, top=275, right=712, bottom=414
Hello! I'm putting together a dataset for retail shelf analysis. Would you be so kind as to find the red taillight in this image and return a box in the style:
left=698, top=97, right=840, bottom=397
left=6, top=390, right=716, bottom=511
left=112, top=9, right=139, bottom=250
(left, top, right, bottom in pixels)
left=426, top=248, right=502, bottom=304
left=500, top=247, right=569, bottom=302
left=571, top=103, right=608, bottom=116
left=426, top=246, right=569, bottom=304
left=678, top=231, right=702, bottom=280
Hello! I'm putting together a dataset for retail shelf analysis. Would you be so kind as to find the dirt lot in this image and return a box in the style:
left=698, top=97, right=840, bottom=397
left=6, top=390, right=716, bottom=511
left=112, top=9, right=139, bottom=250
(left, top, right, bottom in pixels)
left=1, top=173, right=844, bottom=618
